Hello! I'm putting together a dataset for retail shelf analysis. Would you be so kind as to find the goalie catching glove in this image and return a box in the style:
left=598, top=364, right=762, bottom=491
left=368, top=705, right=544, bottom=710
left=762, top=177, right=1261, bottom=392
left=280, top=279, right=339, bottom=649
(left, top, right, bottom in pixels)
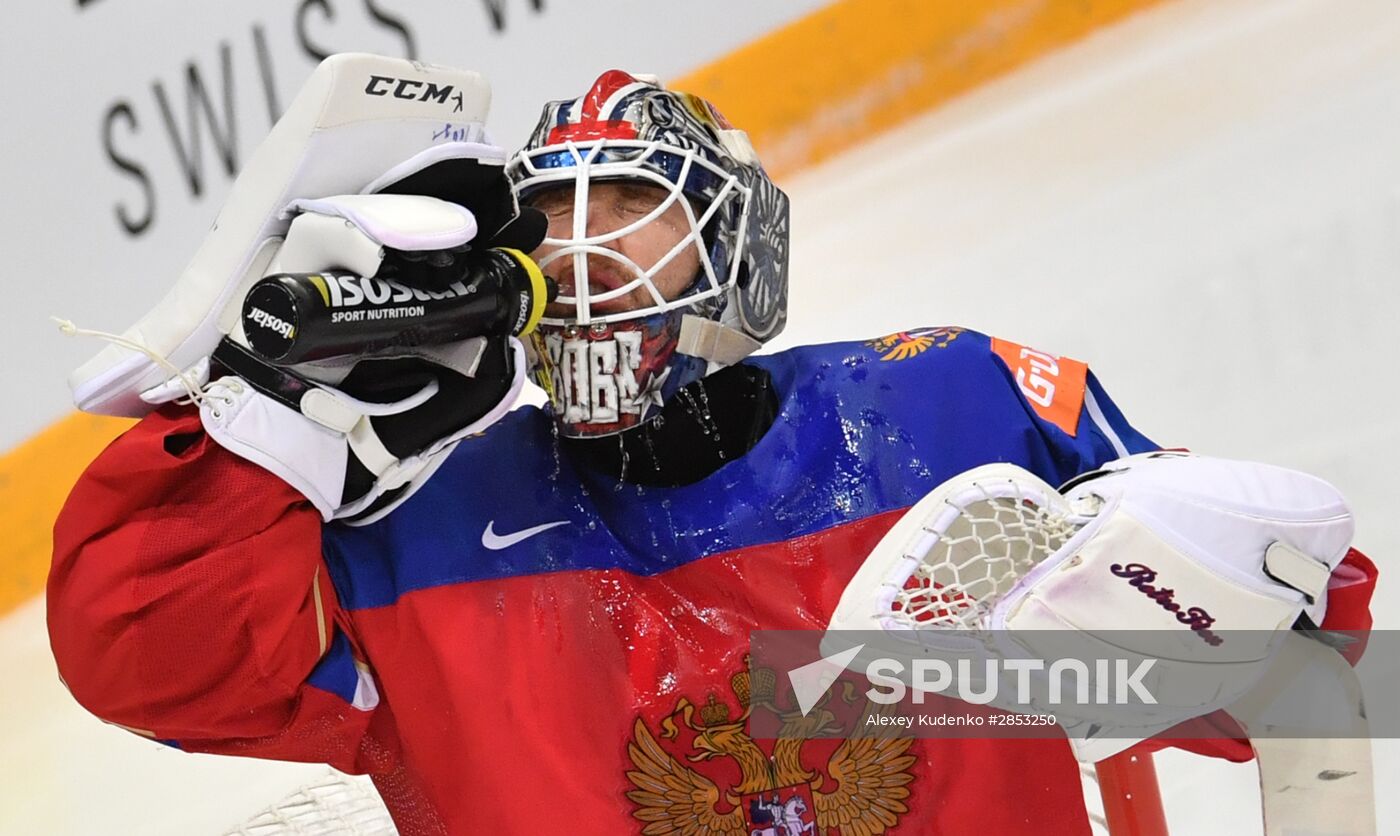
left=826, top=451, right=1356, bottom=760
left=988, top=450, right=1351, bottom=634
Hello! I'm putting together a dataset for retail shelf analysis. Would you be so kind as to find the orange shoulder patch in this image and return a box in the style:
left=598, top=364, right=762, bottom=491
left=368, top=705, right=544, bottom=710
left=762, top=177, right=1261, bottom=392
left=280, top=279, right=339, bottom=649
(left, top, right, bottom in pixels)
left=990, top=338, right=1088, bottom=436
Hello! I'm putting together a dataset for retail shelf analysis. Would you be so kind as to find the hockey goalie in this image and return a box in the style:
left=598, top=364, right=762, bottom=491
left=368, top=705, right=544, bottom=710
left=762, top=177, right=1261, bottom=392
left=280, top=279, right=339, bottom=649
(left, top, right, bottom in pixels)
left=48, top=55, right=1377, bottom=835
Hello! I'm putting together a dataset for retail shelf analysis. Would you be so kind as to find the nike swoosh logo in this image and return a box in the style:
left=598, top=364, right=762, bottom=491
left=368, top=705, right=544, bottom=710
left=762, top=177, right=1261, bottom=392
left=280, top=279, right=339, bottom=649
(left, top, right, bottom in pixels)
left=481, top=519, right=569, bottom=550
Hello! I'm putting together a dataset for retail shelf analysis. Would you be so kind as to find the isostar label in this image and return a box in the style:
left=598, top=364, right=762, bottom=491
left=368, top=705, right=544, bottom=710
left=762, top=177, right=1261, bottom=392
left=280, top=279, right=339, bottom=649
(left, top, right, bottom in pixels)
left=512, top=294, right=531, bottom=334
left=247, top=306, right=294, bottom=339
left=310, top=274, right=472, bottom=309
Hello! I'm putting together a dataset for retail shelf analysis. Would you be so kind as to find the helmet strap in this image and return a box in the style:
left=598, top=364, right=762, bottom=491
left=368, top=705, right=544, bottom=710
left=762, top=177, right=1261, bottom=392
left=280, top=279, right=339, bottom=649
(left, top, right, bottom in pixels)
left=676, top=315, right=762, bottom=366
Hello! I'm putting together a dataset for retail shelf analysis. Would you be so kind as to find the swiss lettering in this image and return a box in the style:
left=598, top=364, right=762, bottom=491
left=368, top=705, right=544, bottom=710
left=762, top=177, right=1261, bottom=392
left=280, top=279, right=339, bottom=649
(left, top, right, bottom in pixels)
left=479, top=0, right=545, bottom=32
left=152, top=43, right=240, bottom=199
left=102, top=102, right=155, bottom=236
left=98, top=0, right=558, bottom=237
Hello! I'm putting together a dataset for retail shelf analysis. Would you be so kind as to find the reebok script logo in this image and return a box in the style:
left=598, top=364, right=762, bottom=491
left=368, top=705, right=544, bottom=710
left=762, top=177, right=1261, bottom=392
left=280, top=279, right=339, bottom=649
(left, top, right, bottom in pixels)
left=481, top=520, right=569, bottom=550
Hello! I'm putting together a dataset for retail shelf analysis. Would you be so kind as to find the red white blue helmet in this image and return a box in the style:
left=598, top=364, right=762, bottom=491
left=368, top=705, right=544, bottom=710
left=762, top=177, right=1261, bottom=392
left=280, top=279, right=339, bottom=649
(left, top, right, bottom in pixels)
left=509, top=70, right=790, bottom=437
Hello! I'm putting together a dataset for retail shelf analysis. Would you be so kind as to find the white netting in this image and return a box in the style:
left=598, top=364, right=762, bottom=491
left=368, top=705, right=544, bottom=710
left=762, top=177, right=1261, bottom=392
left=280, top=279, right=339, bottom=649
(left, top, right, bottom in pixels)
left=888, top=480, right=1084, bottom=631
left=225, top=772, right=396, bottom=835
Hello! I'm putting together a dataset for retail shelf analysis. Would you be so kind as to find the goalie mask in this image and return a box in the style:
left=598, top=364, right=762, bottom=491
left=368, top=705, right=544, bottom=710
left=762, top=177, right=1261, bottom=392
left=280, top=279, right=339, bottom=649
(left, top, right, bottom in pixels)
left=508, top=70, right=790, bottom=438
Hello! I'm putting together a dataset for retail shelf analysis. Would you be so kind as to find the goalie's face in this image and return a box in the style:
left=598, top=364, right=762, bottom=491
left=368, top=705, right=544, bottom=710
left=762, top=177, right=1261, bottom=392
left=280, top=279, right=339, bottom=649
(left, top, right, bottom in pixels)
left=527, top=181, right=702, bottom=318
left=521, top=178, right=712, bottom=439
left=510, top=72, right=788, bottom=440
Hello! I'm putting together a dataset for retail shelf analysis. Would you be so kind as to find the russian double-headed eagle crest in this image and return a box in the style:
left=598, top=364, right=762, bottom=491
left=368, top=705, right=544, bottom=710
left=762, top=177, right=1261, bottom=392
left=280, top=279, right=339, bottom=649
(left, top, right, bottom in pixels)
left=625, top=658, right=916, bottom=835
left=865, top=327, right=962, bottom=362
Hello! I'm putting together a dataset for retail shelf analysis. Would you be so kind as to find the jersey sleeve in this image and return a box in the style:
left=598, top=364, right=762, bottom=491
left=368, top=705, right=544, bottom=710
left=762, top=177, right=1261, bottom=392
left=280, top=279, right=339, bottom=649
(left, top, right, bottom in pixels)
left=986, top=335, right=1156, bottom=480
left=47, top=405, right=381, bottom=772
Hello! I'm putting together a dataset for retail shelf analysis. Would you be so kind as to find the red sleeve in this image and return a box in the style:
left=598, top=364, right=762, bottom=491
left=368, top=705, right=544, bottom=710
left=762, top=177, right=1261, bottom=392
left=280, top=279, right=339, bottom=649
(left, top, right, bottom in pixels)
left=47, top=404, right=377, bottom=772
left=1136, top=547, right=1380, bottom=762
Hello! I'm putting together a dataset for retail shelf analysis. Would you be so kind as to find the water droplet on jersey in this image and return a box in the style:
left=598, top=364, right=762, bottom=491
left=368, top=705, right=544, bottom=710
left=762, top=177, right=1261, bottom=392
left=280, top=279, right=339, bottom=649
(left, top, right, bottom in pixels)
left=548, top=419, right=563, bottom=481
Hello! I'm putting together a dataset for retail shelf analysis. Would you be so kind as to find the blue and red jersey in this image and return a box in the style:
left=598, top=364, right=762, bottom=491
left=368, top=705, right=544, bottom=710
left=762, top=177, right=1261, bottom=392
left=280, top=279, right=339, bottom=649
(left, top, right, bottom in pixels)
left=48, top=327, right=1377, bottom=835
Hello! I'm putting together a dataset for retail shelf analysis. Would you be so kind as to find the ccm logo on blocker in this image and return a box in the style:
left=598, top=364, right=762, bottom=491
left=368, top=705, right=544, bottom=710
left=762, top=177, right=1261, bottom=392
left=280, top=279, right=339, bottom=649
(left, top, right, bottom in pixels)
left=364, top=74, right=459, bottom=106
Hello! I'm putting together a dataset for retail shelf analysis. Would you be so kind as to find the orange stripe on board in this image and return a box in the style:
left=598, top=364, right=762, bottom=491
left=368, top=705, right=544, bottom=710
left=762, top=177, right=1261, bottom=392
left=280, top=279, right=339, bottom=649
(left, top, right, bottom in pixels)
left=2, top=0, right=1169, bottom=618
left=675, top=0, right=1171, bottom=179
left=0, top=413, right=134, bottom=616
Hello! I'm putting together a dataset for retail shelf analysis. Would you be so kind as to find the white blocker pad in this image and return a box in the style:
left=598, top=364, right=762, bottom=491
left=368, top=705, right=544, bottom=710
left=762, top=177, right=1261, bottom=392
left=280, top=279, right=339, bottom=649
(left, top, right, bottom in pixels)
left=70, top=53, right=493, bottom=416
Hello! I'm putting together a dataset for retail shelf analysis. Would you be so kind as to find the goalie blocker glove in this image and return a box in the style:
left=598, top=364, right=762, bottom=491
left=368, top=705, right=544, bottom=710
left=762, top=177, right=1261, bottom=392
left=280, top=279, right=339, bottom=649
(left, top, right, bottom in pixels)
left=202, top=147, right=550, bottom=525
left=61, top=56, right=555, bottom=523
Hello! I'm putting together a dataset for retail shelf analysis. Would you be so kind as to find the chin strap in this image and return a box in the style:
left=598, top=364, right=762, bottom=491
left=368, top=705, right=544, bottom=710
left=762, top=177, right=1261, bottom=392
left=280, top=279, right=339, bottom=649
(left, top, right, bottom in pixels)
left=676, top=315, right=762, bottom=366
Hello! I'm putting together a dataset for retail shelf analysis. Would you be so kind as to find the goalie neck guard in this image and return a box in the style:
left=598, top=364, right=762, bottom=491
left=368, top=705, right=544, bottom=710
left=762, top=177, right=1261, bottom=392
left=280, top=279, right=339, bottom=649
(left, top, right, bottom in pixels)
left=508, top=70, right=790, bottom=438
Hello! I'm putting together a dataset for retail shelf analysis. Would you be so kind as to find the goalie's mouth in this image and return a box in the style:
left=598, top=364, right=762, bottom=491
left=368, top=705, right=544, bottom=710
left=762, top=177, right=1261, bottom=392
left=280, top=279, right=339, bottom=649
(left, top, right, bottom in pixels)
left=547, top=266, right=652, bottom=316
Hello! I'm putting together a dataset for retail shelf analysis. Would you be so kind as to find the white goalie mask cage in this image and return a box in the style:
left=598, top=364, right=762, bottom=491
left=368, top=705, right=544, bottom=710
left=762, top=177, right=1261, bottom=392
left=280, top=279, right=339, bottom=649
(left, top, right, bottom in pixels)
left=508, top=70, right=789, bottom=340
left=510, top=139, right=750, bottom=328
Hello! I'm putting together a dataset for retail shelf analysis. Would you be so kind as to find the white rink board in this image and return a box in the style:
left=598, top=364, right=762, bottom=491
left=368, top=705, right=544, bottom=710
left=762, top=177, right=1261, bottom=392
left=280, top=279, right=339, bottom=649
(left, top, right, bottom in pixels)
left=3, top=0, right=1397, bottom=833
